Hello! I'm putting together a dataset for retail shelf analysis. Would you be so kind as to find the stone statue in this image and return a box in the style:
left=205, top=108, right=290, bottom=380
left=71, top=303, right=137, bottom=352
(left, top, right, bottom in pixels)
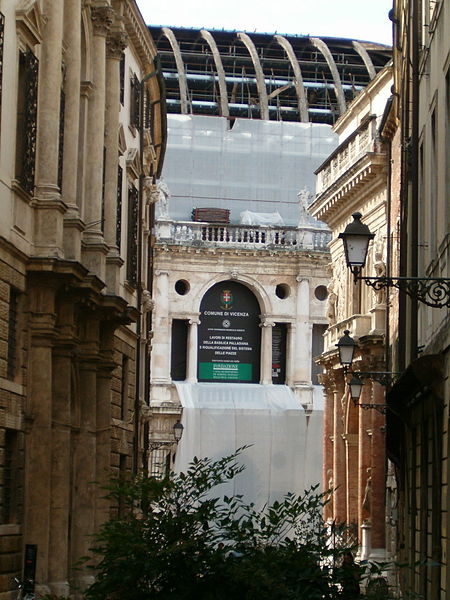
left=156, top=177, right=171, bottom=219
left=373, top=247, right=386, bottom=305
left=297, top=186, right=313, bottom=226
left=362, top=467, right=372, bottom=513
left=141, top=289, right=154, bottom=313
left=144, top=176, right=159, bottom=206
left=326, top=281, right=338, bottom=325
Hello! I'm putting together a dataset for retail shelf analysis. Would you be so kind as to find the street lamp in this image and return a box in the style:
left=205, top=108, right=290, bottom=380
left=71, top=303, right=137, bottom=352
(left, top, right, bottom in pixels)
left=338, top=212, right=374, bottom=278
left=339, top=213, right=450, bottom=308
left=348, top=374, right=364, bottom=403
left=149, top=420, right=184, bottom=452
left=336, top=330, right=358, bottom=370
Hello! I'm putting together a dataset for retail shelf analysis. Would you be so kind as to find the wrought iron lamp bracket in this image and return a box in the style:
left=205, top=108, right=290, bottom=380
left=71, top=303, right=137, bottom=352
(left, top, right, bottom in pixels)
left=355, top=275, right=450, bottom=309
left=149, top=440, right=175, bottom=452
left=355, top=371, right=402, bottom=388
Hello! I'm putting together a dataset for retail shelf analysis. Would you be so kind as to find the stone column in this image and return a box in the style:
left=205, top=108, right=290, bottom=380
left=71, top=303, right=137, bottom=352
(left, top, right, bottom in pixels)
left=81, top=4, right=113, bottom=280
left=322, top=371, right=335, bottom=522
left=345, top=432, right=359, bottom=530
left=151, top=270, right=171, bottom=384
left=24, top=282, right=57, bottom=588
left=95, top=330, right=115, bottom=531
left=62, top=0, right=82, bottom=261
left=332, top=377, right=346, bottom=523
left=293, top=277, right=311, bottom=384
left=47, top=297, right=76, bottom=596
left=370, top=381, right=386, bottom=556
left=104, top=26, right=128, bottom=293
left=260, top=318, right=274, bottom=384
left=285, top=322, right=296, bottom=386
left=358, top=384, right=372, bottom=538
left=186, top=318, right=200, bottom=382
left=34, top=0, right=65, bottom=257
left=72, top=317, right=99, bottom=591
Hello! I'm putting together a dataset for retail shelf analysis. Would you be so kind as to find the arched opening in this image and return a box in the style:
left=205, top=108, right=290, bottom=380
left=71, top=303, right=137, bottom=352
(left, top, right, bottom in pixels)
left=197, top=281, right=261, bottom=383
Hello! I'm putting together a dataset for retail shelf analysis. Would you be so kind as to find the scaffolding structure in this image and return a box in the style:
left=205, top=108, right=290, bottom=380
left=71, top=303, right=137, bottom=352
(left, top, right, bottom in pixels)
left=149, top=26, right=391, bottom=125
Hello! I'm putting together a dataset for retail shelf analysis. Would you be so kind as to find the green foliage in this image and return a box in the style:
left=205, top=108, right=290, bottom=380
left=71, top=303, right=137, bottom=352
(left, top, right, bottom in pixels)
left=83, top=449, right=357, bottom=600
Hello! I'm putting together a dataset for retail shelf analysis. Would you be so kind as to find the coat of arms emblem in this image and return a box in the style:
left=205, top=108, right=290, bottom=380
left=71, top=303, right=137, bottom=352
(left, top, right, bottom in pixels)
left=220, top=289, right=233, bottom=310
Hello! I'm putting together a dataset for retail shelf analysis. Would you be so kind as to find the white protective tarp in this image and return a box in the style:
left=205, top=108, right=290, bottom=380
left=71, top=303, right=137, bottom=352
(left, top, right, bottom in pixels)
left=239, top=210, right=285, bottom=226
left=174, top=382, right=323, bottom=509
left=161, top=115, right=338, bottom=226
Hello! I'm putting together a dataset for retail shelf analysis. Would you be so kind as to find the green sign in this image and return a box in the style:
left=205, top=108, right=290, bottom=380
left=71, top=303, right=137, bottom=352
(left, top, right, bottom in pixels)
left=199, top=362, right=253, bottom=381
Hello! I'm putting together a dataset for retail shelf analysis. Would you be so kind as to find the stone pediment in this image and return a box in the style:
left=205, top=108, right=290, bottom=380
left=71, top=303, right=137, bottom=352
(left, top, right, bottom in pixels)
left=16, top=0, right=44, bottom=47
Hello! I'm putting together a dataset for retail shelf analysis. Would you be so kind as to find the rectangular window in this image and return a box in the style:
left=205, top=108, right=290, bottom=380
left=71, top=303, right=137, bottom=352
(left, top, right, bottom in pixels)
left=119, top=53, right=125, bottom=105
left=116, top=165, right=123, bottom=249
left=445, top=68, right=450, bottom=238
left=126, top=185, right=138, bottom=287
left=144, top=88, right=151, bottom=129
left=171, top=319, right=188, bottom=381
left=429, top=109, right=437, bottom=258
left=1, top=429, right=21, bottom=524
left=58, top=88, right=65, bottom=190
left=15, top=49, right=39, bottom=194
left=7, top=287, right=19, bottom=380
left=311, top=324, right=327, bottom=385
left=130, top=73, right=141, bottom=130
left=272, top=323, right=287, bottom=385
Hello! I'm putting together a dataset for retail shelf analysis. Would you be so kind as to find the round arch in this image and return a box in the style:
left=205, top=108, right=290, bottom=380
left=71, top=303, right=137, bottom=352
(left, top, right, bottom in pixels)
left=195, top=273, right=273, bottom=317
left=197, top=280, right=262, bottom=383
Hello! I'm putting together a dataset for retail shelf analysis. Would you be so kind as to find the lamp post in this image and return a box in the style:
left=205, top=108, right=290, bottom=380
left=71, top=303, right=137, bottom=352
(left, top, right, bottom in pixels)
left=339, top=212, right=450, bottom=308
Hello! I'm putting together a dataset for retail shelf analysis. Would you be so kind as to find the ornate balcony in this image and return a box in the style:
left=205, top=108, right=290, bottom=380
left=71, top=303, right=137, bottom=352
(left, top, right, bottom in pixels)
left=155, top=220, right=331, bottom=252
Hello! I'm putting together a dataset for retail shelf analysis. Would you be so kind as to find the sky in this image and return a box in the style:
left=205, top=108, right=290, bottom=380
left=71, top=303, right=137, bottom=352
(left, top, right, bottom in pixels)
left=136, top=0, right=393, bottom=46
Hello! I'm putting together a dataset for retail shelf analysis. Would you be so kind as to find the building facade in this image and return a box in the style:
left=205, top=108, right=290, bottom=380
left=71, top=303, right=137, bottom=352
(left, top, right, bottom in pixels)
left=309, top=65, right=393, bottom=560
left=0, top=1, right=165, bottom=597
left=386, top=1, right=450, bottom=598
left=145, top=28, right=391, bottom=501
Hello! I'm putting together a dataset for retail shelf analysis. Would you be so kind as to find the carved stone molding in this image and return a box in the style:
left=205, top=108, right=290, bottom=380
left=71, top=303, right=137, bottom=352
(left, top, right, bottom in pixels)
left=106, top=28, right=128, bottom=58
left=91, top=5, right=114, bottom=37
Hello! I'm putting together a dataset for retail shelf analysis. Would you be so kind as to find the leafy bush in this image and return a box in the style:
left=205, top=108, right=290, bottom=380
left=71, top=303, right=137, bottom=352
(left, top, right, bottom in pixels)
left=83, top=449, right=358, bottom=600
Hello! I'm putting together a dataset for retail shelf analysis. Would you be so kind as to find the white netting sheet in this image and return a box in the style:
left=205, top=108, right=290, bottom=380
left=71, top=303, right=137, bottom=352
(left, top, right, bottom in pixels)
left=161, top=115, right=337, bottom=226
left=173, top=382, right=323, bottom=509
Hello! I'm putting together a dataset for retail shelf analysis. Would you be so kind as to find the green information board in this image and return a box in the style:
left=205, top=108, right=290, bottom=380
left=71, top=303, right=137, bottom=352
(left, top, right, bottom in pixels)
left=199, top=362, right=253, bottom=381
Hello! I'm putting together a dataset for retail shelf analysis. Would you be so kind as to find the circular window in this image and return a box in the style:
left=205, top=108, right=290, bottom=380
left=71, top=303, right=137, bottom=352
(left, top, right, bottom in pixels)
left=314, top=285, right=328, bottom=301
left=175, top=279, right=190, bottom=295
left=275, top=284, right=290, bottom=299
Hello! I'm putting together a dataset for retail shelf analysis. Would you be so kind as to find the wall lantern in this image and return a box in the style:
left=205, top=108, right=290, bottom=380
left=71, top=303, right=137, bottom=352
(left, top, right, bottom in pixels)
left=336, top=330, right=358, bottom=369
left=339, top=213, right=450, bottom=308
left=338, top=212, right=374, bottom=277
left=149, top=420, right=184, bottom=451
left=348, top=375, right=364, bottom=402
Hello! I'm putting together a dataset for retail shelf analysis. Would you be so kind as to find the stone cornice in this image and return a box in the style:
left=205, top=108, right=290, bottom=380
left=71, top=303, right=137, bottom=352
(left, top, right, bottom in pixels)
left=123, top=1, right=157, bottom=70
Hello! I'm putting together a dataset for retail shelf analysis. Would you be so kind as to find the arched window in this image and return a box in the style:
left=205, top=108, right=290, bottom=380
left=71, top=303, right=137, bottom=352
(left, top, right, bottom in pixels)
left=197, top=281, right=261, bottom=383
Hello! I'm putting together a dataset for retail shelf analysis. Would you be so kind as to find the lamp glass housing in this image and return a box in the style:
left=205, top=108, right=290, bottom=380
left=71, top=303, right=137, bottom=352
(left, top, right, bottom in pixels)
left=349, top=376, right=364, bottom=401
left=336, top=330, right=357, bottom=367
left=173, top=420, right=184, bottom=442
left=338, top=212, right=375, bottom=271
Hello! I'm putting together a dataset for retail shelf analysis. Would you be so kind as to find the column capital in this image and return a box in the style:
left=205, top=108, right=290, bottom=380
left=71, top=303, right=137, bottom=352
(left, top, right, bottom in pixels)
left=155, top=269, right=169, bottom=277
left=189, top=318, right=200, bottom=326
left=296, top=275, right=309, bottom=283
left=260, top=316, right=275, bottom=327
left=91, top=5, right=114, bottom=37
left=106, top=28, right=128, bottom=59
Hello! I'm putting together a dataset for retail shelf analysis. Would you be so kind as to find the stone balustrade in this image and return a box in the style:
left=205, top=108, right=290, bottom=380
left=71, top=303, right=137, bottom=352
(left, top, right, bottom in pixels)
left=155, top=220, right=331, bottom=251
left=316, top=118, right=376, bottom=195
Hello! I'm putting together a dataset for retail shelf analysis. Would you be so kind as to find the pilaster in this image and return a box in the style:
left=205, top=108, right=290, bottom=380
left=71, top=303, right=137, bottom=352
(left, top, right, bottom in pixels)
left=33, top=0, right=66, bottom=257
left=260, top=318, right=275, bottom=384
left=81, top=4, right=114, bottom=281
left=293, top=277, right=311, bottom=384
left=61, top=0, right=82, bottom=261
left=151, top=270, right=171, bottom=384
left=186, top=317, right=200, bottom=383
left=104, top=25, right=128, bottom=294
